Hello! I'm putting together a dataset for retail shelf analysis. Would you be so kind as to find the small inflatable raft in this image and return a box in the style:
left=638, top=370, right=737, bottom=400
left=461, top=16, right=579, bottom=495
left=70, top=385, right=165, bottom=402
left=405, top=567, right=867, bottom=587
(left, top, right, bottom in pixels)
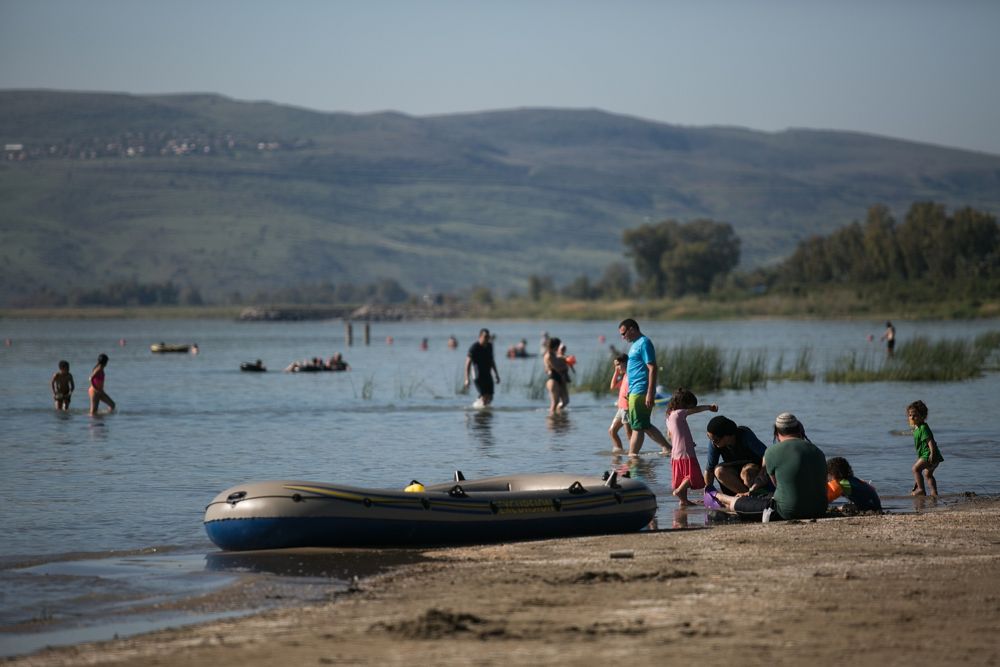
left=204, top=471, right=656, bottom=550
left=150, top=342, right=193, bottom=353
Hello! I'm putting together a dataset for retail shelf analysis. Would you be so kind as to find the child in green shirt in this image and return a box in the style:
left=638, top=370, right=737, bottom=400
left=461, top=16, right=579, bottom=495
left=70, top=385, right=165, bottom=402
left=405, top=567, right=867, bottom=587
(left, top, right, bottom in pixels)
left=908, top=400, right=943, bottom=496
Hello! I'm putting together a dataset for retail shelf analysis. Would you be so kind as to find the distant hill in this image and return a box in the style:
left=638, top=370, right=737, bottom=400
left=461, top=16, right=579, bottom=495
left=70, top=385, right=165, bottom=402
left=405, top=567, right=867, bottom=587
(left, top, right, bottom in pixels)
left=1, top=90, right=999, bottom=305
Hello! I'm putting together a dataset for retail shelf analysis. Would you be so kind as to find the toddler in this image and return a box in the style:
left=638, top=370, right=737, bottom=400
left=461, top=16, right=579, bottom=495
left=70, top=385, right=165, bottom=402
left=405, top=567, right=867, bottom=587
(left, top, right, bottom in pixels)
left=826, top=456, right=882, bottom=512
left=908, top=400, right=942, bottom=496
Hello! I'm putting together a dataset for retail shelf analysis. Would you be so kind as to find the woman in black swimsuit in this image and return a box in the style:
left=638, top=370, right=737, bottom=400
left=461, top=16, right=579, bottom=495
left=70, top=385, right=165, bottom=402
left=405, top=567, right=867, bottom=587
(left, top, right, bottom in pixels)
left=544, top=337, right=570, bottom=414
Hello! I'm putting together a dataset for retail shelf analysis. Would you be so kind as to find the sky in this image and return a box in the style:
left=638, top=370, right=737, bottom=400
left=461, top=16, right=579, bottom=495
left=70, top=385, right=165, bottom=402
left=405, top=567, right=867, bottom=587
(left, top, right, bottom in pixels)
left=2, top=0, right=999, bottom=155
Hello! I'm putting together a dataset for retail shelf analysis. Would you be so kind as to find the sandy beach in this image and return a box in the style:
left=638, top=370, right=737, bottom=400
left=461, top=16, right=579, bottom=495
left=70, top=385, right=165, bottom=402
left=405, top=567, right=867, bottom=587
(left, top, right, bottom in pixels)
left=8, top=497, right=1000, bottom=667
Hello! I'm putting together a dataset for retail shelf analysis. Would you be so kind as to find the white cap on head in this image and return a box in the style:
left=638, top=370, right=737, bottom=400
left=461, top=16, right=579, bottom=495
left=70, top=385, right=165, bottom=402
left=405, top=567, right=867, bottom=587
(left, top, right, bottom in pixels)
left=775, top=412, right=801, bottom=431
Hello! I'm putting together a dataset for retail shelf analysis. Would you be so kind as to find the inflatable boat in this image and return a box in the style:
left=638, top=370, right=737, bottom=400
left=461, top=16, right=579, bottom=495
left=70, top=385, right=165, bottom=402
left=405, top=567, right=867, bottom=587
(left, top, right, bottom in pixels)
left=204, top=471, right=656, bottom=550
left=150, top=342, right=193, bottom=353
left=240, top=361, right=267, bottom=372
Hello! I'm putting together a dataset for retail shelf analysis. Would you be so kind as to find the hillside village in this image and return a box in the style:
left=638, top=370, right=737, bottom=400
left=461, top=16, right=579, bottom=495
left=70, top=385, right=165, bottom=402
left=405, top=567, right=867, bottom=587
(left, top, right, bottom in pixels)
left=3, top=132, right=311, bottom=161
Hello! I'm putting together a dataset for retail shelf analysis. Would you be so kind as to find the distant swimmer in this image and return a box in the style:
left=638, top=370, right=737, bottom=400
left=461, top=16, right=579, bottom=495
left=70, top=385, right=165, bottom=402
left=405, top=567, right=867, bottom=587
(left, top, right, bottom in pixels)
left=880, top=321, right=896, bottom=358
left=51, top=360, right=75, bottom=411
left=447, top=335, right=458, bottom=349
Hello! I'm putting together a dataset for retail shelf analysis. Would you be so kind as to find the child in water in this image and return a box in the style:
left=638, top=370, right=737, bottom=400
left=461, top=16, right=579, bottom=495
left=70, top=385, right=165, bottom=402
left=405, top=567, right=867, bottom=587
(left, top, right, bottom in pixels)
left=666, top=388, right=717, bottom=506
left=51, top=360, right=75, bottom=411
left=826, top=456, right=882, bottom=512
left=88, top=353, right=116, bottom=416
left=908, top=400, right=942, bottom=496
left=608, top=354, right=632, bottom=453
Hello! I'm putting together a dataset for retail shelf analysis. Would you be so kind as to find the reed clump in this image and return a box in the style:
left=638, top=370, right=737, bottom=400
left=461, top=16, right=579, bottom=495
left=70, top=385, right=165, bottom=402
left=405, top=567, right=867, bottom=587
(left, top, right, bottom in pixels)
left=771, top=348, right=816, bottom=382
left=577, top=356, right=615, bottom=397
left=825, top=333, right=999, bottom=382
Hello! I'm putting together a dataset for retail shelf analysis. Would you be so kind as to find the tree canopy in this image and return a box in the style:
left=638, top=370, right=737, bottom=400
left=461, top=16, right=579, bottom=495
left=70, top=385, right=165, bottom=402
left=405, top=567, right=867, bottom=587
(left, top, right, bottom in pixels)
left=623, top=219, right=741, bottom=297
left=777, top=202, right=999, bottom=286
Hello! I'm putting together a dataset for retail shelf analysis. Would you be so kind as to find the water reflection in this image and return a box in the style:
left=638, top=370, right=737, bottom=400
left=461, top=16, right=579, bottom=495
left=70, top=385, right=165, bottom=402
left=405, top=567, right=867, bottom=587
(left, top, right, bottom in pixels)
left=88, top=418, right=109, bottom=442
left=205, top=548, right=427, bottom=578
left=610, top=454, right=661, bottom=487
left=910, top=495, right=940, bottom=512
left=672, top=507, right=689, bottom=529
left=546, top=412, right=571, bottom=433
left=466, top=409, right=495, bottom=450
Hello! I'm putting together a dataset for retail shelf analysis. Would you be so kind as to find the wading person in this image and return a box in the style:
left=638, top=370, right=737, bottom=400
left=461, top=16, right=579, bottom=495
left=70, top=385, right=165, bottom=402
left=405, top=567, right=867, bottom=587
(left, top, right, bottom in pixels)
left=464, top=328, right=500, bottom=407
left=88, top=353, right=116, bottom=416
left=618, top=318, right=670, bottom=457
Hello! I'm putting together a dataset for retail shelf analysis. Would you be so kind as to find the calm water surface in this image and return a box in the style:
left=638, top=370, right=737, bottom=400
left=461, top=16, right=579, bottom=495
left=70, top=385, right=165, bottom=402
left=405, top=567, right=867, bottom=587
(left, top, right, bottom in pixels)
left=2, top=317, right=998, bottom=655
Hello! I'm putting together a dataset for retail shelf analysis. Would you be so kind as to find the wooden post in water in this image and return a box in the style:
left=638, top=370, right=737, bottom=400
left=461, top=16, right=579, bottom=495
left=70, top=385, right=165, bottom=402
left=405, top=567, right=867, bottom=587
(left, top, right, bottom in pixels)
left=345, top=320, right=353, bottom=347
left=364, top=322, right=370, bottom=346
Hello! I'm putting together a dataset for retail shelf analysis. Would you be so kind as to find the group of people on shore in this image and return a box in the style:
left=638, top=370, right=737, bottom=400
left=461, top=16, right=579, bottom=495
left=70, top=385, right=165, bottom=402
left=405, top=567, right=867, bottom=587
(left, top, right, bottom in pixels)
left=50, top=354, right=115, bottom=416
left=607, top=317, right=943, bottom=520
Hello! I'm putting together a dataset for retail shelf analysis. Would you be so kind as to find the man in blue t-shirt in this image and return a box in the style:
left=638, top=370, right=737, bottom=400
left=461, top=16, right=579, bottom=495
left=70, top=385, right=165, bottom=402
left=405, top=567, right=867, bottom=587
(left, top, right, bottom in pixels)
left=704, top=415, right=769, bottom=494
left=618, top=318, right=670, bottom=457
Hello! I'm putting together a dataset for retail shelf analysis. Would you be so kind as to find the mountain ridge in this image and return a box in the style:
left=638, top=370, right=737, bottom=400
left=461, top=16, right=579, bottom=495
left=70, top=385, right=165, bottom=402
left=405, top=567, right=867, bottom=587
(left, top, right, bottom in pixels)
left=1, top=90, right=998, bottom=304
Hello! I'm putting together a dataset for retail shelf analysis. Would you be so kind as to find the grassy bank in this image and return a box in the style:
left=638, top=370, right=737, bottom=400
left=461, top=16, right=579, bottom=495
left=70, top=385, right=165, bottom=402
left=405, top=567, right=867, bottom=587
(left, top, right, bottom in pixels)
left=2, top=287, right=999, bottom=321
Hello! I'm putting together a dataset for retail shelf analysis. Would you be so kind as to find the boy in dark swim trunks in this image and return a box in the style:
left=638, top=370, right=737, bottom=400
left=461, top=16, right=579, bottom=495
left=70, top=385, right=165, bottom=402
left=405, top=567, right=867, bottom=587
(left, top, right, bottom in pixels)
left=51, top=360, right=75, bottom=411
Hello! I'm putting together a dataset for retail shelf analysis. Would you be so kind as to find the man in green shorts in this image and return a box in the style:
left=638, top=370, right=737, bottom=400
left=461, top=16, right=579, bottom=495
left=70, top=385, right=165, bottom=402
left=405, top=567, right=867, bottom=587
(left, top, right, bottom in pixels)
left=618, top=318, right=671, bottom=457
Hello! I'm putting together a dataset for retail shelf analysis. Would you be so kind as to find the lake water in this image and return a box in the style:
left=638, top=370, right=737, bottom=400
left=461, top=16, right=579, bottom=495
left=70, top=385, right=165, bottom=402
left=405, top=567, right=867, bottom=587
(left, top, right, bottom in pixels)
left=2, top=316, right=999, bottom=655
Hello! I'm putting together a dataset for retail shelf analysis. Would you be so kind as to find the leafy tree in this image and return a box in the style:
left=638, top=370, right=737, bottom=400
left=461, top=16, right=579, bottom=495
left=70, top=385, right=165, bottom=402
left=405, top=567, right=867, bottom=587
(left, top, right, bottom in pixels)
left=596, top=262, right=632, bottom=298
left=562, top=275, right=596, bottom=300
left=624, top=219, right=740, bottom=297
left=469, top=286, right=494, bottom=305
left=527, top=274, right=555, bottom=302
left=775, top=202, right=999, bottom=291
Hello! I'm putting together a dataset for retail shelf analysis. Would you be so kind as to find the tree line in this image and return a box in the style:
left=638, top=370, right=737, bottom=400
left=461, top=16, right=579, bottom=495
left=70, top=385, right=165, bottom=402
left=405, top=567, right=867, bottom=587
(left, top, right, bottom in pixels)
left=11, top=201, right=997, bottom=307
left=525, top=201, right=998, bottom=301
left=774, top=202, right=998, bottom=287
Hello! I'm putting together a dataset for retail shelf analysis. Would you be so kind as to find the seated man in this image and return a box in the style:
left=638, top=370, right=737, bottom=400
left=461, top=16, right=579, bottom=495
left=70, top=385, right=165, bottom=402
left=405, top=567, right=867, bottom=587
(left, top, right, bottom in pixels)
left=704, top=416, right=769, bottom=494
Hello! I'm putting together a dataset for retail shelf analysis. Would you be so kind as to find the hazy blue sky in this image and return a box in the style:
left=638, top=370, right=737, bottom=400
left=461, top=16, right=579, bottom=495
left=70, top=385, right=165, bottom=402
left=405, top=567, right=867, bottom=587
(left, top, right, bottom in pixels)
left=2, top=0, right=998, bottom=154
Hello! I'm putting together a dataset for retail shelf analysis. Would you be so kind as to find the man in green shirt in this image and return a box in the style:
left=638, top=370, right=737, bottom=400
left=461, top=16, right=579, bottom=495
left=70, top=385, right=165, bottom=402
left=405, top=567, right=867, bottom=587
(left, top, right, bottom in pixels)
left=763, top=412, right=828, bottom=520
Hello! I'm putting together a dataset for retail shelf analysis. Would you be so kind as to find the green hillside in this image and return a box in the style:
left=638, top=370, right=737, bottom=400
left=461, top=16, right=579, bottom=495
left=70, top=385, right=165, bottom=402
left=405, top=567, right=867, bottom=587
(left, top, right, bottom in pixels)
left=1, top=90, right=999, bottom=305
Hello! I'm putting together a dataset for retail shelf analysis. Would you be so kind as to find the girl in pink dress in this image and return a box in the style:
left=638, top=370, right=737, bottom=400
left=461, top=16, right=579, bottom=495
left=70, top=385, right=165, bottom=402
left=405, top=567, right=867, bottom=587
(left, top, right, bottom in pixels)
left=666, top=388, right=717, bottom=506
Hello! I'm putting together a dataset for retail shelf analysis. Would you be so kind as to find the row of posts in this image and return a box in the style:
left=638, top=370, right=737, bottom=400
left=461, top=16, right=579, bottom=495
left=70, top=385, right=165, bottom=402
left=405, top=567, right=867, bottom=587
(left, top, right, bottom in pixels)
left=343, top=321, right=370, bottom=346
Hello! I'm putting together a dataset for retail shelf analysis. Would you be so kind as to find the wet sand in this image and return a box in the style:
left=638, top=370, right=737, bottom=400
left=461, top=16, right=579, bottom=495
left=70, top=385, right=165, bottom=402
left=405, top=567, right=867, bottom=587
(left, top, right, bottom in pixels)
left=9, top=497, right=1000, bottom=666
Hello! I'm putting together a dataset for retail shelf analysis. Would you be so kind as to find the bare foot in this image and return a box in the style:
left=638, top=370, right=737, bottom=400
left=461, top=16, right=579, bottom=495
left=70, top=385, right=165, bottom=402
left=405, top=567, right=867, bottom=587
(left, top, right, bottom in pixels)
left=660, top=447, right=670, bottom=455
left=611, top=447, right=624, bottom=454
left=672, top=490, right=694, bottom=506
left=910, top=489, right=926, bottom=496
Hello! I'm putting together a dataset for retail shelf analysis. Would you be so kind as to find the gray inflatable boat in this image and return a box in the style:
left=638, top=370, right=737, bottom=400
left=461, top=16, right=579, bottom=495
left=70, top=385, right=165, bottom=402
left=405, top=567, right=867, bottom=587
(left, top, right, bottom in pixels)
left=204, top=470, right=657, bottom=550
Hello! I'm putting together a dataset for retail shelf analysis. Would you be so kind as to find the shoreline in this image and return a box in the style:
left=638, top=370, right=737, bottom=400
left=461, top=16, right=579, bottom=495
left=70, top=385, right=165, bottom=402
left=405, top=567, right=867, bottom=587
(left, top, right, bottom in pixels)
left=2, top=294, right=999, bottom=322
left=8, top=497, right=1000, bottom=666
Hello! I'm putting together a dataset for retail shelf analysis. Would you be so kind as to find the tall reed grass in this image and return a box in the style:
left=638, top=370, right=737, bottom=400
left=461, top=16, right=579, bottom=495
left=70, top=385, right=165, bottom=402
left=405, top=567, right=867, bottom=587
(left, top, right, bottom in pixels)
left=771, top=348, right=816, bottom=382
left=576, top=357, right=615, bottom=397
left=825, top=334, right=998, bottom=382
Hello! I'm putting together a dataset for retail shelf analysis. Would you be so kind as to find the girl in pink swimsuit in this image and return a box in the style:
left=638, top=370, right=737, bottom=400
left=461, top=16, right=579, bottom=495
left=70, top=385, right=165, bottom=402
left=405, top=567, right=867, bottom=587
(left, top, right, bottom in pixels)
left=88, top=353, right=116, bottom=415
